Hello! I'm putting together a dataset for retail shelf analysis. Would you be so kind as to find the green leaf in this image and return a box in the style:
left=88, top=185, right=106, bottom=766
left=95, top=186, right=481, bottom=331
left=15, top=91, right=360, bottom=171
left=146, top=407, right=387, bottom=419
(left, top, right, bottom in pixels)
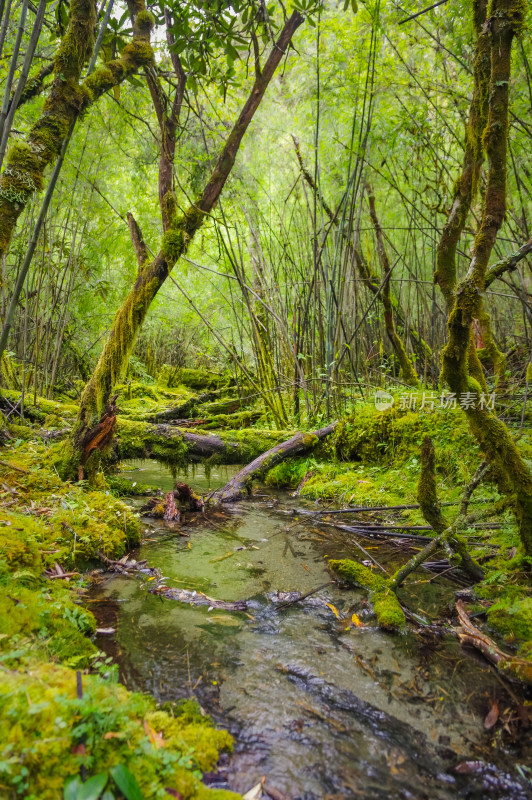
left=78, top=773, right=109, bottom=800
left=64, top=777, right=81, bottom=800
left=110, top=765, right=144, bottom=800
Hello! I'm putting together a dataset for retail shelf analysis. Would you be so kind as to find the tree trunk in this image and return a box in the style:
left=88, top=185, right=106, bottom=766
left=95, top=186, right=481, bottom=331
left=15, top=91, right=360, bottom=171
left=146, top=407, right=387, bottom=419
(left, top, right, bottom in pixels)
left=440, top=0, right=532, bottom=555
left=210, top=422, right=337, bottom=502
left=0, top=0, right=154, bottom=265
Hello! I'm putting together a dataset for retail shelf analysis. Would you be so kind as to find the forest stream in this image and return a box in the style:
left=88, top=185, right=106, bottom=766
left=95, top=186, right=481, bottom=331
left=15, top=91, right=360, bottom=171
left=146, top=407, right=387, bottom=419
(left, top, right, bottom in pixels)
left=88, top=462, right=532, bottom=800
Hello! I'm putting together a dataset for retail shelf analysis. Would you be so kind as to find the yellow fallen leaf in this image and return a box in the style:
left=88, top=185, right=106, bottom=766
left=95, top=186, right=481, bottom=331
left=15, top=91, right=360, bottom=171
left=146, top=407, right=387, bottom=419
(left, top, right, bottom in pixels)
left=326, top=602, right=341, bottom=620
left=143, top=720, right=165, bottom=749
left=351, top=613, right=364, bottom=627
left=243, top=779, right=264, bottom=800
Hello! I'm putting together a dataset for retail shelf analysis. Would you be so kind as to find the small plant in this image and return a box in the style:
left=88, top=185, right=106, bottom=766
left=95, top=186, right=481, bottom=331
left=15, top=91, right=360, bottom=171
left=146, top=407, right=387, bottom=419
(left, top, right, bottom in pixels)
left=64, top=764, right=143, bottom=800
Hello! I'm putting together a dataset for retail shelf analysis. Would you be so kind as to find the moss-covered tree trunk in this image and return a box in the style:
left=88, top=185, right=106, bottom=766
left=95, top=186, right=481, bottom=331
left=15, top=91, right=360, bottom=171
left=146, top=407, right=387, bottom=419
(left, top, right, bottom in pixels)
left=441, top=0, right=532, bottom=555
left=434, top=0, right=489, bottom=313
left=0, top=0, right=154, bottom=264
left=66, top=12, right=304, bottom=478
left=435, top=0, right=508, bottom=387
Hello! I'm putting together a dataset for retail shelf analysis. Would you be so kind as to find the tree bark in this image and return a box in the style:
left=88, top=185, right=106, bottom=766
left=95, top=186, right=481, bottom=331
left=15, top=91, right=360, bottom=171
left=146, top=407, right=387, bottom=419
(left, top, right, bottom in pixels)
left=440, top=0, right=532, bottom=555
left=210, top=422, right=337, bottom=502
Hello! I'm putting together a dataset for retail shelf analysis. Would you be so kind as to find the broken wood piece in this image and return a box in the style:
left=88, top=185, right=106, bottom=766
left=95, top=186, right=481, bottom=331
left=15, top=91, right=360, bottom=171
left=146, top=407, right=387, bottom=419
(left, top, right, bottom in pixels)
left=47, top=570, right=80, bottom=579
left=210, top=422, right=337, bottom=503
left=149, top=585, right=248, bottom=611
left=163, top=491, right=180, bottom=522
left=263, top=784, right=288, bottom=800
left=275, top=581, right=335, bottom=611
left=174, top=482, right=204, bottom=511
left=455, top=600, right=532, bottom=684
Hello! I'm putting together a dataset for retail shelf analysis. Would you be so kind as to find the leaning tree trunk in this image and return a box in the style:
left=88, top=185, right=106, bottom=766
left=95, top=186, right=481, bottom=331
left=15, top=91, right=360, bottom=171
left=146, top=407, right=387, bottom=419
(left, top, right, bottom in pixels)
left=434, top=0, right=506, bottom=388
left=440, top=0, right=532, bottom=555
left=63, top=12, right=304, bottom=479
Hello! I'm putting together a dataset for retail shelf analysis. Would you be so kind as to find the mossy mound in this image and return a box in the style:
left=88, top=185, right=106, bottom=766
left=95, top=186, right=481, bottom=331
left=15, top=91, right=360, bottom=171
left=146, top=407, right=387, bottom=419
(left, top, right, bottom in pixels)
left=1, top=388, right=79, bottom=424
left=177, top=368, right=230, bottom=390
left=0, top=441, right=140, bottom=565
left=487, top=597, right=532, bottom=651
left=0, top=663, right=238, bottom=800
left=0, top=579, right=96, bottom=668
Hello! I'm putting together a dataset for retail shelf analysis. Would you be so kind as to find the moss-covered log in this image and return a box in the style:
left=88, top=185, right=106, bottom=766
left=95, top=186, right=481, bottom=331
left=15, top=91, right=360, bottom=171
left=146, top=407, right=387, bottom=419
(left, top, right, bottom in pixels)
left=114, top=418, right=297, bottom=466
left=210, top=422, right=337, bottom=502
left=434, top=0, right=489, bottom=313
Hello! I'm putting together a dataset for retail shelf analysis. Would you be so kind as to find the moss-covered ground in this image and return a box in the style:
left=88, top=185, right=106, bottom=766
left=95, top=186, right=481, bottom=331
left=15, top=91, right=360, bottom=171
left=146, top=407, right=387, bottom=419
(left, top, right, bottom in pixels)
left=0, top=436, right=238, bottom=800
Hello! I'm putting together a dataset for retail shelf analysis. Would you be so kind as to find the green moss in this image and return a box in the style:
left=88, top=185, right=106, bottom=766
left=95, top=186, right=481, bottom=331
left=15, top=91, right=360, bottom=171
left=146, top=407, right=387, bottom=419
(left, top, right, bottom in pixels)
left=329, top=558, right=385, bottom=591
left=135, top=8, right=155, bottom=32
left=1, top=442, right=140, bottom=562
left=264, top=457, right=310, bottom=488
left=162, top=229, right=186, bottom=266
left=107, top=474, right=154, bottom=496
left=43, top=413, right=70, bottom=429
left=487, top=597, right=532, bottom=644
left=372, top=591, right=407, bottom=629
left=162, top=190, right=178, bottom=227
left=0, top=661, right=238, bottom=800
left=329, top=559, right=405, bottom=629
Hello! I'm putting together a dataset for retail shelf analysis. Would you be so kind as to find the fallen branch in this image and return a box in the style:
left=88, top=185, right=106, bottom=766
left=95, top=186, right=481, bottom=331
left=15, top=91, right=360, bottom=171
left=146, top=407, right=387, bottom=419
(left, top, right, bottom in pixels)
left=455, top=600, right=532, bottom=685
left=210, top=422, right=337, bottom=502
left=150, top=586, right=248, bottom=611
left=275, top=581, right=335, bottom=611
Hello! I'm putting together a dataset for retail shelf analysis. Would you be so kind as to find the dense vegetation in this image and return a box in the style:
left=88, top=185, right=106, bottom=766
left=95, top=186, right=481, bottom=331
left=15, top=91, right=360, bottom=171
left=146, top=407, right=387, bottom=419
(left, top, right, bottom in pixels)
left=0, top=0, right=531, bottom=796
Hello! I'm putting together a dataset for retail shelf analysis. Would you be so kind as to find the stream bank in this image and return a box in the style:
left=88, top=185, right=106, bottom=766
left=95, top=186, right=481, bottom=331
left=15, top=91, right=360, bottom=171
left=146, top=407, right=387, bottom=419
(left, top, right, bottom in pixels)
left=90, top=460, right=532, bottom=800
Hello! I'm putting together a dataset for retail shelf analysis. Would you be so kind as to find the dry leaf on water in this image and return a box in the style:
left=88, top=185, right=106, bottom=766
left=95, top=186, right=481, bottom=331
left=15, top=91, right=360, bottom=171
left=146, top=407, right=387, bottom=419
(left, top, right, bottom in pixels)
left=484, top=701, right=499, bottom=730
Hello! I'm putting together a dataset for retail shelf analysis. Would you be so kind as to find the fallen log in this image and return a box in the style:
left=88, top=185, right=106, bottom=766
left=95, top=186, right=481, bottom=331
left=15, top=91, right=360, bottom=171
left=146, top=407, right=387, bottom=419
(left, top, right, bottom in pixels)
left=210, top=422, right=337, bottom=502
left=115, top=418, right=293, bottom=465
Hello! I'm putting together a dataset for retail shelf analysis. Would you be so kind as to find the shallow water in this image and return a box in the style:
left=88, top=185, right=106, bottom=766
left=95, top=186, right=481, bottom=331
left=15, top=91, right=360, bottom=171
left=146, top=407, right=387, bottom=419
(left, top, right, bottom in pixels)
left=91, top=461, right=532, bottom=800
